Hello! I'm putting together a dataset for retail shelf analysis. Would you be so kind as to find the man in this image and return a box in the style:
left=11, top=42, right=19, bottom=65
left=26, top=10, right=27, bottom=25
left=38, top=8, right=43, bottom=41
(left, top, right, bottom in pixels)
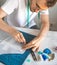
left=0, top=0, right=57, bottom=51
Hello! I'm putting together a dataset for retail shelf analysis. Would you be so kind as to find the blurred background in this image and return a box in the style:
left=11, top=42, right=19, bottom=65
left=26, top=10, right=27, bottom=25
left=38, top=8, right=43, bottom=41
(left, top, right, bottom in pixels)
left=0, top=0, right=57, bottom=31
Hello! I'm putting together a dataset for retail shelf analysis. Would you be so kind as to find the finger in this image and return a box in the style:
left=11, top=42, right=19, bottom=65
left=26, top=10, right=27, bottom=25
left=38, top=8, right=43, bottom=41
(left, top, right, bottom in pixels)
left=22, top=41, right=36, bottom=50
left=35, top=44, right=40, bottom=52
left=23, top=42, right=32, bottom=48
left=32, top=46, right=37, bottom=51
left=15, top=34, right=22, bottom=42
left=15, top=33, right=25, bottom=43
left=23, top=40, right=35, bottom=48
left=35, top=47, right=39, bottom=52
left=17, top=34, right=24, bottom=42
left=20, top=33, right=26, bottom=44
left=22, top=43, right=34, bottom=50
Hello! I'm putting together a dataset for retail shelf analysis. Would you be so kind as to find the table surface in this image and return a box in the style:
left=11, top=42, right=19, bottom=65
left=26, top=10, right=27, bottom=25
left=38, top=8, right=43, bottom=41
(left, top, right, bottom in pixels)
left=0, top=27, right=57, bottom=65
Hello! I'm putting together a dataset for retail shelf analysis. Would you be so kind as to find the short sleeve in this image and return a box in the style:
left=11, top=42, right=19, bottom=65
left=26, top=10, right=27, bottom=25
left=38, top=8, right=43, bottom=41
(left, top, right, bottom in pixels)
left=1, top=0, right=18, bottom=15
left=40, top=9, right=49, bottom=15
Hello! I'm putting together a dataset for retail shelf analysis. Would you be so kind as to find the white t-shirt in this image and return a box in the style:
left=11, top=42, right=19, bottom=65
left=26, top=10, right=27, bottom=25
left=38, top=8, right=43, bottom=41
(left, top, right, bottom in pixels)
left=1, top=0, right=49, bottom=28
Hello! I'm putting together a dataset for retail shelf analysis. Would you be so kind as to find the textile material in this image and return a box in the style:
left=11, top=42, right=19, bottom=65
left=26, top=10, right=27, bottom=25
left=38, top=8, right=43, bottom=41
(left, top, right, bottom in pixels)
left=0, top=31, right=36, bottom=65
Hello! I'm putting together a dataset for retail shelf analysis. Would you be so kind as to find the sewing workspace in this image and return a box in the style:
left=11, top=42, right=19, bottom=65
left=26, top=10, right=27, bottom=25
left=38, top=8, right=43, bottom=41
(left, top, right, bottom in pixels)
left=0, top=0, right=57, bottom=65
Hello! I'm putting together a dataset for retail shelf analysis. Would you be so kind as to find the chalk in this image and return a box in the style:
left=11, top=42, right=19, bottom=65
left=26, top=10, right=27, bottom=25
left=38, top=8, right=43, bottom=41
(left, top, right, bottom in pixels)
left=27, top=59, right=31, bottom=62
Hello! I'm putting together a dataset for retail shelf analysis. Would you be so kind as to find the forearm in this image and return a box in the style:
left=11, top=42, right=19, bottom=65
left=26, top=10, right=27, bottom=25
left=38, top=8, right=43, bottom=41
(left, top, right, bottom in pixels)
left=38, top=21, right=49, bottom=38
left=36, top=21, right=49, bottom=42
left=0, top=18, right=16, bottom=35
left=35, top=14, right=50, bottom=42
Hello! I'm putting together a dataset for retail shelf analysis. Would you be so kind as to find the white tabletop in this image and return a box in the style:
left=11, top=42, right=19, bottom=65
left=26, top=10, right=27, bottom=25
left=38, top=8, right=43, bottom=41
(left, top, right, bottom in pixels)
left=0, top=27, right=57, bottom=65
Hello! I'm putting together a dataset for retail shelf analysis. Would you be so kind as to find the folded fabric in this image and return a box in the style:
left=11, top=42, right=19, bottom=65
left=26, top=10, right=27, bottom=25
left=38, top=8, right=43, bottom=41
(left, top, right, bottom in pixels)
left=0, top=31, right=36, bottom=65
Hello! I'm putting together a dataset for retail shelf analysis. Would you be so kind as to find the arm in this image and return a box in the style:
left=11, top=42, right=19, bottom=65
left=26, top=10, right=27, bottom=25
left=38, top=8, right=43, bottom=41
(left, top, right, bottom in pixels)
left=23, top=14, right=49, bottom=51
left=0, top=8, right=17, bottom=35
left=0, top=8, right=26, bottom=43
left=0, top=8, right=12, bottom=32
left=36, top=14, right=49, bottom=41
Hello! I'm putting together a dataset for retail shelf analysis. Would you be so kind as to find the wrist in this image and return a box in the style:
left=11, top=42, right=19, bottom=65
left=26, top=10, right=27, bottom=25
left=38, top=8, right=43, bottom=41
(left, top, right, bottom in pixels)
left=8, top=27, right=17, bottom=36
left=34, top=35, right=45, bottom=43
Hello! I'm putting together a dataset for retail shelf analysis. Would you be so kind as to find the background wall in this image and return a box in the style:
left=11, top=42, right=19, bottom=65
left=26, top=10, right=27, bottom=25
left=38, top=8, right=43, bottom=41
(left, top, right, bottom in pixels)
left=35, top=3, right=57, bottom=31
left=0, top=0, right=57, bottom=31
left=0, top=0, right=6, bottom=6
left=49, top=3, right=57, bottom=31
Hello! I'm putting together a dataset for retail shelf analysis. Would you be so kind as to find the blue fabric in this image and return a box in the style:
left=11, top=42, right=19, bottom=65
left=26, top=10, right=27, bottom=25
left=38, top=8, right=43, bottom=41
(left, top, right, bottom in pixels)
left=0, top=32, right=36, bottom=65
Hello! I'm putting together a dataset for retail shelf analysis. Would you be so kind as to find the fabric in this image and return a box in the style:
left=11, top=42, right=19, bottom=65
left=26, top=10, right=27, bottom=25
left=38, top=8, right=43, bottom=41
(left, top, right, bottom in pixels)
left=1, top=0, right=49, bottom=28
left=30, top=25, right=38, bottom=29
left=0, top=31, right=36, bottom=65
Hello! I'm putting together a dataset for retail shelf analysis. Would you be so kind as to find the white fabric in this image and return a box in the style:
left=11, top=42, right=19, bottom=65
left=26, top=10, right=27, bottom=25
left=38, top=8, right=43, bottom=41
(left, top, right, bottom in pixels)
left=1, top=0, right=49, bottom=28
left=40, top=9, right=49, bottom=15
left=1, top=0, right=18, bottom=15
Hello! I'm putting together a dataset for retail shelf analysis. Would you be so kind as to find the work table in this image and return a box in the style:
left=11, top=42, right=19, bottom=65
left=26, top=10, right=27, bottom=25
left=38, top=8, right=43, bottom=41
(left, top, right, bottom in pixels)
left=0, top=27, right=57, bottom=65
